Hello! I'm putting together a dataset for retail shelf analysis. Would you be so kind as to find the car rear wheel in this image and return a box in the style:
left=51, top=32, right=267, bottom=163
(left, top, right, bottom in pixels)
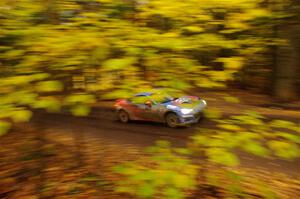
left=118, top=110, right=129, bottom=123
left=165, top=113, right=179, bottom=128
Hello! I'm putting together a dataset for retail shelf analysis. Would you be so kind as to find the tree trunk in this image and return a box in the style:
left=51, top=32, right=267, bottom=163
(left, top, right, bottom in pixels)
left=272, top=24, right=299, bottom=102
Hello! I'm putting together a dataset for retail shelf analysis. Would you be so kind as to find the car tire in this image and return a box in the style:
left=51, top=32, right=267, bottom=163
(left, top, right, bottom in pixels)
left=118, top=110, right=130, bottom=123
left=165, top=113, right=179, bottom=128
left=197, top=112, right=205, bottom=122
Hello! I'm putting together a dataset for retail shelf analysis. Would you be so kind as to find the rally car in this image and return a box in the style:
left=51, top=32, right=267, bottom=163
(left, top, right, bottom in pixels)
left=114, top=91, right=207, bottom=127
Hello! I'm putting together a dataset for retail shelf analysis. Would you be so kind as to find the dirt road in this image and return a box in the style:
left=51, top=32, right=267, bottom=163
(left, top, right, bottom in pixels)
left=31, top=104, right=300, bottom=177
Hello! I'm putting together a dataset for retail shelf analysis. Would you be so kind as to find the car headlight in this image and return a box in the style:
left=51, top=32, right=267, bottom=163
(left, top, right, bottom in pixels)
left=181, top=108, right=193, bottom=114
left=201, top=99, right=207, bottom=106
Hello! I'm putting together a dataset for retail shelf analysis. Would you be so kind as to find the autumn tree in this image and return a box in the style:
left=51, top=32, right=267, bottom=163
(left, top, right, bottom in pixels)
left=0, top=0, right=298, bottom=134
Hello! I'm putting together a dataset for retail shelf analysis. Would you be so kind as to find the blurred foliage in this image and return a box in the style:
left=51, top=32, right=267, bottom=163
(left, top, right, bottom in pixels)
left=194, top=110, right=300, bottom=161
left=0, top=0, right=299, bottom=198
left=189, top=110, right=300, bottom=198
left=115, top=111, right=300, bottom=198
left=1, top=0, right=298, bottom=134
left=114, top=140, right=198, bottom=199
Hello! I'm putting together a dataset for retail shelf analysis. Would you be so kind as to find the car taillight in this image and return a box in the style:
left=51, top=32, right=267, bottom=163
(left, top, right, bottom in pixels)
left=115, top=99, right=124, bottom=106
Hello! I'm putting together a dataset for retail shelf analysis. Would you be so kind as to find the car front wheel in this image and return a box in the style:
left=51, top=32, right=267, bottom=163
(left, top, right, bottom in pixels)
left=118, top=110, right=130, bottom=123
left=165, top=113, right=179, bottom=128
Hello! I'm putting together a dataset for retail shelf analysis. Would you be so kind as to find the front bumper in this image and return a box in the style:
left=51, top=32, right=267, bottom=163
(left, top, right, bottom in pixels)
left=178, top=112, right=204, bottom=125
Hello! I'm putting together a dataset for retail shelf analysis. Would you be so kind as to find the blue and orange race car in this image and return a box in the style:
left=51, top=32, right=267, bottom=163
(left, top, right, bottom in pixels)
left=114, top=91, right=207, bottom=127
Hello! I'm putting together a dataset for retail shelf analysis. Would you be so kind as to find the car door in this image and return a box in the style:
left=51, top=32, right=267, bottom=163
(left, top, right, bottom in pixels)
left=129, top=96, right=152, bottom=120
left=147, top=103, right=163, bottom=122
left=135, top=102, right=154, bottom=121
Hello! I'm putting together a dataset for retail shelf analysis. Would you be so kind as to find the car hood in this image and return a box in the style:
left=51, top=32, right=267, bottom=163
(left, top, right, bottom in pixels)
left=163, top=96, right=206, bottom=111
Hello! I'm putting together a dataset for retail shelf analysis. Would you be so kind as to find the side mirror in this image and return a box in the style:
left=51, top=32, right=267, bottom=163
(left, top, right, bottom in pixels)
left=145, top=101, right=152, bottom=108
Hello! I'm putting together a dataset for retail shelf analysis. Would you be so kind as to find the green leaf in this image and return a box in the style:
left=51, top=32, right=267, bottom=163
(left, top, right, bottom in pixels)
left=164, top=187, right=183, bottom=199
left=33, top=98, right=61, bottom=112
left=173, top=174, right=191, bottom=188
left=215, top=57, right=244, bottom=70
left=70, top=105, right=90, bottom=116
left=231, top=115, right=264, bottom=126
left=241, top=141, right=270, bottom=157
left=269, top=120, right=297, bottom=130
left=204, top=109, right=222, bottom=119
left=36, top=81, right=63, bottom=92
left=217, top=124, right=243, bottom=132
left=64, top=94, right=96, bottom=105
left=174, top=148, right=192, bottom=155
left=137, top=184, right=155, bottom=198
left=206, top=148, right=240, bottom=166
left=275, top=132, right=300, bottom=144
left=102, top=57, right=136, bottom=70
left=182, top=26, right=204, bottom=33
left=115, top=186, right=134, bottom=194
left=101, top=89, right=132, bottom=100
left=156, top=140, right=171, bottom=148
left=171, top=80, right=191, bottom=90
left=10, top=109, right=32, bottom=122
left=268, top=140, right=300, bottom=160
left=113, top=165, right=126, bottom=173
left=0, top=121, right=11, bottom=136
left=244, top=111, right=265, bottom=119
left=223, top=96, right=240, bottom=103
left=10, top=91, right=38, bottom=105
left=132, top=171, right=155, bottom=181
left=191, top=134, right=210, bottom=146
